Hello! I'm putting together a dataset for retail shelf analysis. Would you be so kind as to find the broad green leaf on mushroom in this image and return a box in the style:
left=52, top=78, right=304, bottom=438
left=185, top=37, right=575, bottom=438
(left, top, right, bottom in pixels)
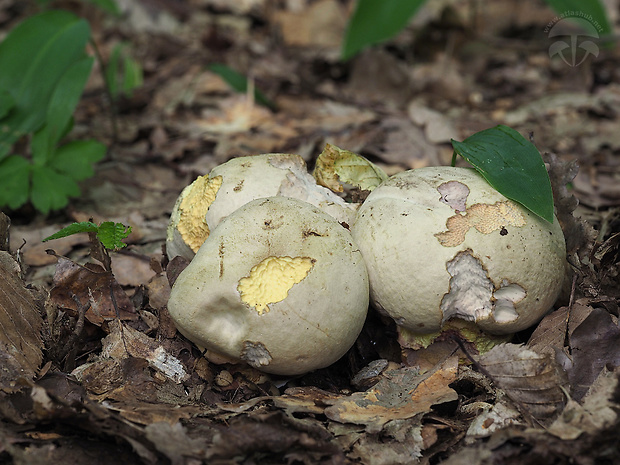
left=351, top=167, right=567, bottom=336
left=451, top=125, right=555, bottom=223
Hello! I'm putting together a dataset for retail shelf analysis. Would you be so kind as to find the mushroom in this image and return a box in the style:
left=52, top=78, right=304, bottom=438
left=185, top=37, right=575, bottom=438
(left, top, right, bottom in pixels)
left=350, top=167, right=567, bottom=335
left=166, top=154, right=356, bottom=261
left=167, top=196, right=369, bottom=375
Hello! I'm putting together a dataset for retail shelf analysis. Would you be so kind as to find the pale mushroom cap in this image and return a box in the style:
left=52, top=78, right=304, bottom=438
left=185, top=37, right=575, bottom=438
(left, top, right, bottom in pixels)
left=166, top=154, right=356, bottom=261
left=351, top=167, right=567, bottom=335
left=167, top=196, right=369, bottom=375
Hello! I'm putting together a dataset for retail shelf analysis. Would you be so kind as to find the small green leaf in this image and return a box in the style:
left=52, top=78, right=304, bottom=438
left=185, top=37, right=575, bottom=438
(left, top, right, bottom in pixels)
left=30, top=165, right=80, bottom=214
left=342, top=0, right=428, bottom=60
left=42, top=221, right=99, bottom=241
left=122, top=55, right=143, bottom=97
left=96, top=221, right=132, bottom=249
left=0, top=155, right=31, bottom=209
left=451, top=125, right=554, bottom=223
left=85, top=0, right=122, bottom=16
left=43, top=221, right=131, bottom=250
left=208, top=64, right=276, bottom=110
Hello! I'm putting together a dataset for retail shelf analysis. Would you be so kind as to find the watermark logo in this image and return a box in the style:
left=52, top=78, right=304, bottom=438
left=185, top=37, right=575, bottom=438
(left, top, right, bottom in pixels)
left=545, top=12, right=601, bottom=66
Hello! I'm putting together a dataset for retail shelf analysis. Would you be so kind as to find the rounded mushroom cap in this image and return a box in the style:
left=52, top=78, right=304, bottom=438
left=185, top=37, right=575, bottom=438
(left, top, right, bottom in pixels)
left=351, top=167, right=567, bottom=335
left=166, top=154, right=356, bottom=261
left=167, top=196, right=369, bottom=375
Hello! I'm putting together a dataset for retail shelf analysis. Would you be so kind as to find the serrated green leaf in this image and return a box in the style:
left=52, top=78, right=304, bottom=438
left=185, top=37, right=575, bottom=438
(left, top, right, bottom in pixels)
left=30, top=165, right=80, bottom=214
left=451, top=125, right=554, bottom=223
left=0, top=11, right=90, bottom=159
left=208, top=64, right=276, bottom=110
left=49, top=140, right=106, bottom=180
left=0, top=155, right=31, bottom=209
left=342, top=0, right=428, bottom=60
left=97, top=221, right=132, bottom=249
left=42, top=221, right=99, bottom=242
left=313, top=143, right=387, bottom=193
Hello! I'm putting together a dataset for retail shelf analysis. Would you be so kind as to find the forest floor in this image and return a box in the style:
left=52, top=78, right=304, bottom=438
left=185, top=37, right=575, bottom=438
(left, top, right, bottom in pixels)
left=2, top=0, right=620, bottom=464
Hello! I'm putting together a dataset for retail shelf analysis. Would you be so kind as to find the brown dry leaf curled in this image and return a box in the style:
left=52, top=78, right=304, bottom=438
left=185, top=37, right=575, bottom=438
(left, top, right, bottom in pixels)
left=0, top=251, right=43, bottom=391
left=49, top=257, right=136, bottom=326
left=324, top=356, right=458, bottom=433
left=475, top=343, right=568, bottom=422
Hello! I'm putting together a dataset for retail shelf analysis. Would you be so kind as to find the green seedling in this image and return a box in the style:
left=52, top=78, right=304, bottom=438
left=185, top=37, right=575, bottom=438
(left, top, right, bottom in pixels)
left=43, top=221, right=132, bottom=250
left=208, top=63, right=276, bottom=110
left=0, top=10, right=106, bottom=214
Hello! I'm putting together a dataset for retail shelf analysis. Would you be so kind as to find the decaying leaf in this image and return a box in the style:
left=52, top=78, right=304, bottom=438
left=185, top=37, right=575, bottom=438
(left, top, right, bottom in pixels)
left=100, top=319, right=189, bottom=384
left=0, top=251, right=43, bottom=392
left=324, top=356, right=458, bottom=433
left=555, top=307, right=620, bottom=400
left=548, top=366, right=619, bottom=440
left=543, top=152, right=596, bottom=259
left=475, top=344, right=568, bottom=422
left=313, top=143, right=388, bottom=193
left=49, top=257, right=137, bottom=326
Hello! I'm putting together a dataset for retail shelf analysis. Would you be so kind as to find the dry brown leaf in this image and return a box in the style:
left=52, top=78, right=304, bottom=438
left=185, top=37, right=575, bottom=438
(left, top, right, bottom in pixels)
left=49, top=258, right=137, bottom=326
left=548, top=366, right=619, bottom=440
left=101, top=320, right=189, bottom=384
left=543, top=152, right=596, bottom=259
left=556, top=307, right=620, bottom=400
left=324, top=356, right=458, bottom=433
left=475, top=343, right=568, bottom=422
left=0, top=251, right=43, bottom=391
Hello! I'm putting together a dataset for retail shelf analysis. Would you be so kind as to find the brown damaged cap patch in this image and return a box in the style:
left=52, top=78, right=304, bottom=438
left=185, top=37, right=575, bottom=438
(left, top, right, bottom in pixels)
left=178, top=175, right=223, bottom=252
left=241, top=340, right=273, bottom=368
left=434, top=201, right=526, bottom=247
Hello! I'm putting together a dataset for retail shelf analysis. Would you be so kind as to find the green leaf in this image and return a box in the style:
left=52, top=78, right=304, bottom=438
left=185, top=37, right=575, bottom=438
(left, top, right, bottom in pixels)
left=43, top=221, right=131, bottom=250
left=451, top=125, right=554, bottom=223
left=208, top=64, right=276, bottom=110
left=49, top=140, right=106, bottom=180
left=543, top=0, right=612, bottom=35
left=42, top=221, right=99, bottom=242
left=30, top=165, right=80, bottom=214
left=342, top=0, right=428, bottom=60
left=0, top=89, right=14, bottom=119
left=45, top=56, right=95, bottom=148
left=0, top=155, right=31, bottom=209
left=122, top=55, right=143, bottom=97
left=0, top=11, right=90, bottom=159
left=85, top=0, right=121, bottom=16
left=96, top=221, right=132, bottom=249
left=105, top=43, right=122, bottom=99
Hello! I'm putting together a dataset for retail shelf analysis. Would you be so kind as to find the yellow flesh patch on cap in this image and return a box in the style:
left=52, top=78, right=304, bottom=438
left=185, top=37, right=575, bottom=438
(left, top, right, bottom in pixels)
left=178, top=175, right=223, bottom=252
left=435, top=201, right=526, bottom=247
left=237, top=256, right=315, bottom=315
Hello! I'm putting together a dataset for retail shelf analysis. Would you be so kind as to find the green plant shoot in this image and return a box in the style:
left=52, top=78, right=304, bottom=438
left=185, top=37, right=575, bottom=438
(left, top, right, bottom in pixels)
left=0, top=10, right=106, bottom=214
left=341, top=0, right=611, bottom=61
left=451, top=125, right=554, bottom=223
left=208, top=63, right=276, bottom=110
left=43, top=221, right=132, bottom=250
